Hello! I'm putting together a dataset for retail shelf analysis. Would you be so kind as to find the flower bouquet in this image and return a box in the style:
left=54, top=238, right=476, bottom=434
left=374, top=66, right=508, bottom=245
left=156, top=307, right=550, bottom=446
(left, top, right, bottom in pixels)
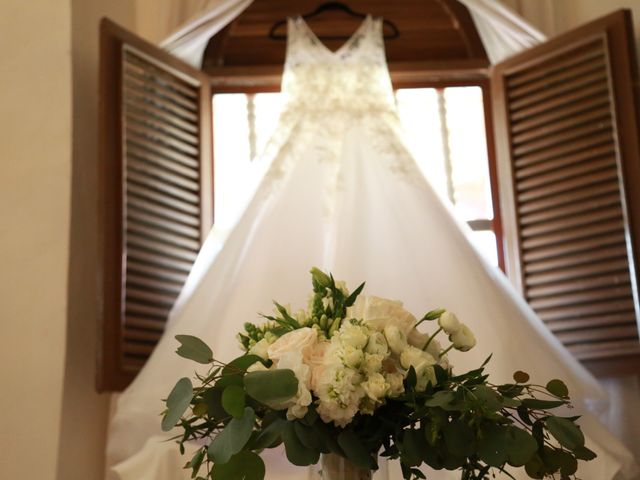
left=162, top=268, right=596, bottom=480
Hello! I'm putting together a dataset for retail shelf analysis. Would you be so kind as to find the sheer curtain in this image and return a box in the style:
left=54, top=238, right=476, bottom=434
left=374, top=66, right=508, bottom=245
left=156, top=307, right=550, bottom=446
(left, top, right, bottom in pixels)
left=157, top=0, right=546, bottom=67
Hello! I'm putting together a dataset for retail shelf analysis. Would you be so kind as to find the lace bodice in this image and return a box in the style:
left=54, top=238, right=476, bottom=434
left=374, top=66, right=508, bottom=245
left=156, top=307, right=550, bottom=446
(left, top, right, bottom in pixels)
left=281, top=15, right=396, bottom=115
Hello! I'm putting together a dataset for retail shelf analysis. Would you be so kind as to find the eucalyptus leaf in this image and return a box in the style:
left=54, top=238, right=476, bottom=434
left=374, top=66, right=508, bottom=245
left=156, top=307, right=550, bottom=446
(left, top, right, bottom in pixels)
left=294, top=421, right=322, bottom=450
left=545, top=379, right=569, bottom=398
left=244, top=369, right=298, bottom=404
left=424, top=391, right=454, bottom=408
left=161, top=377, right=193, bottom=431
left=546, top=416, right=585, bottom=450
left=337, top=429, right=378, bottom=470
left=506, top=427, right=538, bottom=467
left=222, top=385, right=246, bottom=419
left=250, top=417, right=286, bottom=450
left=472, top=385, right=502, bottom=411
left=513, top=371, right=530, bottom=383
left=208, top=407, right=255, bottom=464
left=282, top=422, right=320, bottom=466
left=202, top=387, right=227, bottom=420
left=175, top=335, right=213, bottom=364
left=521, top=398, right=566, bottom=409
left=477, top=425, right=509, bottom=467
left=442, top=420, right=475, bottom=457
left=210, top=450, right=265, bottom=480
left=222, top=355, right=264, bottom=376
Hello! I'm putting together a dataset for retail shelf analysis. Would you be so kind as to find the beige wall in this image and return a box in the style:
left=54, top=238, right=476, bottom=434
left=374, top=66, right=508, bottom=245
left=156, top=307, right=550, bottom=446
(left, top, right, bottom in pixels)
left=57, top=2, right=135, bottom=480
left=0, top=0, right=72, bottom=479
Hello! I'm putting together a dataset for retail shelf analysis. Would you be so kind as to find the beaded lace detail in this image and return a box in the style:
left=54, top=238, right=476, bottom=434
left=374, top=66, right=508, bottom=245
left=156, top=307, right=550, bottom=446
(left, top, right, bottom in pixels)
left=260, top=15, right=425, bottom=204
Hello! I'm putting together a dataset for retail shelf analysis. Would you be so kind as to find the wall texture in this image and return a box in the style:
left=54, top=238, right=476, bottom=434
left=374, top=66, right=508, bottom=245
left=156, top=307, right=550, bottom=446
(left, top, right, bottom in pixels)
left=0, top=1, right=72, bottom=478
left=56, top=2, right=135, bottom=479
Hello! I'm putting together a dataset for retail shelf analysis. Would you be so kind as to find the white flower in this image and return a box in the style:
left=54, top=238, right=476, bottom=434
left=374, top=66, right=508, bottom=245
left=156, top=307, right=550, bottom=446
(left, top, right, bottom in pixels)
left=450, top=324, right=476, bottom=352
left=407, top=329, right=429, bottom=349
left=385, top=372, right=405, bottom=397
left=415, top=362, right=437, bottom=391
left=294, top=309, right=309, bottom=327
left=362, top=372, right=389, bottom=401
left=339, top=322, right=368, bottom=349
left=362, top=353, right=384, bottom=375
left=247, top=361, right=268, bottom=373
left=273, top=350, right=312, bottom=419
left=348, top=296, right=417, bottom=336
left=383, top=325, right=407, bottom=356
left=315, top=364, right=365, bottom=427
left=342, top=345, right=364, bottom=369
left=400, top=346, right=436, bottom=370
left=335, top=281, right=349, bottom=295
left=438, top=311, right=461, bottom=335
left=267, top=327, right=317, bottom=362
left=365, top=331, right=389, bottom=356
left=248, top=338, right=271, bottom=359
left=424, top=338, right=442, bottom=360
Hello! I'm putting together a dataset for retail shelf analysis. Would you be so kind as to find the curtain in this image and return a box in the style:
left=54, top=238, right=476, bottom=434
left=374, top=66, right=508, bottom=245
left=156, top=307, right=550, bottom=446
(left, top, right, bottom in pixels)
left=157, top=0, right=546, bottom=67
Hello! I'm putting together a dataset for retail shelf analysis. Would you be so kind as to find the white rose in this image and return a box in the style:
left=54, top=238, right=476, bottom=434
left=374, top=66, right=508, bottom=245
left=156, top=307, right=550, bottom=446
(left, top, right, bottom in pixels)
left=342, top=345, right=364, bottom=369
left=400, top=346, right=436, bottom=370
left=267, top=327, right=317, bottom=362
left=365, top=331, right=389, bottom=356
left=415, top=362, right=437, bottom=391
left=339, top=322, right=368, bottom=350
left=438, top=311, right=461, bottom=335
left=386, top=372, right=405, bottom=397
left=362, top=372, right=389, bottom=401
left=407, top=329, right=429, bottom=349
left=383, top=325, right=407, bottom=356
left=248, top=338, right=271, bottom=359
left=348, top=296, right=417, bottom=336
left=247, top=361, right=268, bottom=373
left=362, top=353, right=384, bottom=375
left=273, top=350, right=312, bottom=419
left=450, top=324, right=476, bottom=352
left=424, top=338, right=442, bottom=359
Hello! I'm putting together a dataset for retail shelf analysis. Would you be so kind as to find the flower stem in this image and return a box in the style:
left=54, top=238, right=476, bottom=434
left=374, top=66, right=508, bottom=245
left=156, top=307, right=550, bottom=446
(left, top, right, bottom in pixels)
left=440, top=344, right=455, bottom=356
left=422, top=327, right=443, bottom=351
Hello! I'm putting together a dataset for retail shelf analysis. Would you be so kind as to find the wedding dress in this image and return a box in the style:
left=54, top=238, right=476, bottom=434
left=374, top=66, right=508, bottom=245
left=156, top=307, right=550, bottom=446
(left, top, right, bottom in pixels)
left=107, top=15, right=638, bottom=480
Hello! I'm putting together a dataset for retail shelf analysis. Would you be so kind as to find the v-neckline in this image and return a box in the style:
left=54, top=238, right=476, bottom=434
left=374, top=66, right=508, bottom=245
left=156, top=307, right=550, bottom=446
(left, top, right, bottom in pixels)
left=295, top=15, right=371, bottom=58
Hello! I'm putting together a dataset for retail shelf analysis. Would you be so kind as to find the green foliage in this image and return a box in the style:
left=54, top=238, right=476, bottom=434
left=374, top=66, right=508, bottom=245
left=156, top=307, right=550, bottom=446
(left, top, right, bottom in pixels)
left=162, top=268, right=596, bottom=480
left=175, top=335, right=214, bottom=364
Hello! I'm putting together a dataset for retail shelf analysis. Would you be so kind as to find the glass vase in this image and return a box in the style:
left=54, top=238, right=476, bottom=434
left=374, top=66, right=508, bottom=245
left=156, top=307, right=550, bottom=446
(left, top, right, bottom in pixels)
left=317, top=453, right=373, bottom=480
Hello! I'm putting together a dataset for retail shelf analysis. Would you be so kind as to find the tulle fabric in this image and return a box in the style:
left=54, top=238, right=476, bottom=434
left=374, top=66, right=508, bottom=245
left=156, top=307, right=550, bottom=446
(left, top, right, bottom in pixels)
left=106, top=16, right=638, bottom=480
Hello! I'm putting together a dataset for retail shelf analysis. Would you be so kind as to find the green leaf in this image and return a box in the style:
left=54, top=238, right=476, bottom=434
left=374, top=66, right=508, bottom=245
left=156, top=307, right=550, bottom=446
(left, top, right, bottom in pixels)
left=521, top=398, right=566, bottom=409
left=506, top=427, right=538, bottom=467
left=175, top=335, right=213, bottom=364
left=161, top=377, right=193, bottom=431
left=222, top=385, right=246, bottom=419
left=337, top=430, right=377, bottom=470
left=208, top=407, right=255, bottom=464
left=424, top=391, right=454, bottom=408
left=210, top=450, right=265, bottom=480
left=477, top=425, right=509, bottom=467
left=282, top=422, right=320, bottom=466
left=546, top=416, right=585, bottom=450
left=404, top=366, right=417, bottom=390
left=222, top=355, right=264, bottom=376
left=442, top=420, right=475, bottom=457
left=244, top=369, right=298, bottom=404
left=401, top=429, right=427, bottom=467
left=525, top=454, right=545, bottom=479
left=513, top=371, right=530, bottom=383
left=250, top=417, right=286, bottom=450
left=574, top=446, right=597, bottom=461
left=545, top=379, right=569, bottom=398
left=187, top=448, right=205, bottom=479
left=202, top=387, right=227, bottom=420
left=294, top=421, right=322, bottom=450
left=472, top=385, right=502, bottom=411
left=345, top=281, right=366, bottom=307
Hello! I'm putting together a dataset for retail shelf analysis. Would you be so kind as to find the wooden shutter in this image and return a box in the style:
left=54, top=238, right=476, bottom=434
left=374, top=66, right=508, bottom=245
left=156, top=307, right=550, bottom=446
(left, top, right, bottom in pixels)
left=492, top=10, right=640, bottom=376
left=98, top=19, right=213, bottom=391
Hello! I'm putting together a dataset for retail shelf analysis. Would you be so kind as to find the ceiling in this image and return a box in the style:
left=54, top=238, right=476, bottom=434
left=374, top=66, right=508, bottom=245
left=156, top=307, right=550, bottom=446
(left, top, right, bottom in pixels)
left=202, top=0, right=488, bottom=75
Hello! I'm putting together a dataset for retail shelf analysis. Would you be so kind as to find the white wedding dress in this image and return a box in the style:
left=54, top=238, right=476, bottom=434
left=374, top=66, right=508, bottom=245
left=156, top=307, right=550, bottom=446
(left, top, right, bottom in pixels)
left=107, top=16, right=638, bottom=480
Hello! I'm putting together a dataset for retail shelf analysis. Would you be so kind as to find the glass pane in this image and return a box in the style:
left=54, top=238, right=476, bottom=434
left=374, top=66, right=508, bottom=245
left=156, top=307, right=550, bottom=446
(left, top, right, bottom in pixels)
left=470, top=230, right=499, bottom=267
left=395, top=88, right=448, bottom=201
left=212, top=93, right=284, bottom=231
left=444, top=86, right=493, bottom=221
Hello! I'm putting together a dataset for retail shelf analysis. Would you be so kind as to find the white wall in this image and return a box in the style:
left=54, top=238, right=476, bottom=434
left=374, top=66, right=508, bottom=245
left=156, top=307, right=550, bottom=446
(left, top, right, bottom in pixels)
left=0, top=1, right=72, bottom=478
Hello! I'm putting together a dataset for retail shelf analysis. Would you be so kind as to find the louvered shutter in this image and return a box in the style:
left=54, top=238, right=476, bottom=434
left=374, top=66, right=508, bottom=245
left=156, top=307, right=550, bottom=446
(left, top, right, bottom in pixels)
left=492, top=10, right=640, bottom=376
left=98, top=19, right=213, bottom=391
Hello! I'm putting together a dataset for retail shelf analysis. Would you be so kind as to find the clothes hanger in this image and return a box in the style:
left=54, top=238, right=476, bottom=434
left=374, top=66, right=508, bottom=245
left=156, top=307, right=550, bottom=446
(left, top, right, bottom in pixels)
left=268, top=1, right=400, bottom=40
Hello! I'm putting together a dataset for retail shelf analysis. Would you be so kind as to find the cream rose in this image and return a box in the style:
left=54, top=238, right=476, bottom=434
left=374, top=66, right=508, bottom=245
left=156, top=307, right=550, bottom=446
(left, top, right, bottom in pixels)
left=362, top=372, right=389, bottom=401
left=450, top=324, right=476, bottom=352
left=386, top=372, right=405, bottom=397
left=339, top=322, right=368, bottom=349
left=415, top=362, right=437, bottom=391
left=400, top=345, right=436, bottom=370
left=348, top=296, right=417, bottom=336
left=407, top=329, right=429, bottom=349
left=383, top=325, right=407, bottom=356
left=438, top=311, right=461, bottom=335
left=267, top=327, right=317, bottom=363
left=272, top=350, right=312, bottom=419
left=248, top=338, right=271, bottom=359
left=365, top=331, right=389, bottom=356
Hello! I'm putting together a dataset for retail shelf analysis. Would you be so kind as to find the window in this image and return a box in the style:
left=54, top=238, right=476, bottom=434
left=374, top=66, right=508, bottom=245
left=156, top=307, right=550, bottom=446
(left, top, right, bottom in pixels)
left=213, top=86, right=499, bottom=266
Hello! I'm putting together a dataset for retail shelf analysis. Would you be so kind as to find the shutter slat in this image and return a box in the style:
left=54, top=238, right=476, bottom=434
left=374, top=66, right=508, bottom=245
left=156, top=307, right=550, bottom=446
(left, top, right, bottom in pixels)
left=514, top=131, right=613, bottom=169
left=518, top=167, right=618, bottom=203
left=516, top=144, right=615, bottom=181
left=521, top=208, right=622, bottom=238
left=524, top=232, right=624, bottom=263
left=517, top=156, right=615, bottom=191
left=528, top=272, right=631, bottom=298
left=526, top=258, right=629, bottom=287
left=520, top=193, right=621, bottom=226
left=512, top=121, right=612, bottom=157
left=523, top=246, right=628, bottom=274
left=522, top=218, right=624, bottom=250
left=100, top=22, right=212, bottom=390
left=536, top=298, right=635, bottom=322
left=519, top=181, right=619, bottom=215
left=568, top=340, right=640, bottom=360
left=548, top=312, right=637, bottom=332
left=512, top=94, right=610, bottom=135
left=530, top=284, right=632, bottom=310
left=557, top=325, right=639, bottom=344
